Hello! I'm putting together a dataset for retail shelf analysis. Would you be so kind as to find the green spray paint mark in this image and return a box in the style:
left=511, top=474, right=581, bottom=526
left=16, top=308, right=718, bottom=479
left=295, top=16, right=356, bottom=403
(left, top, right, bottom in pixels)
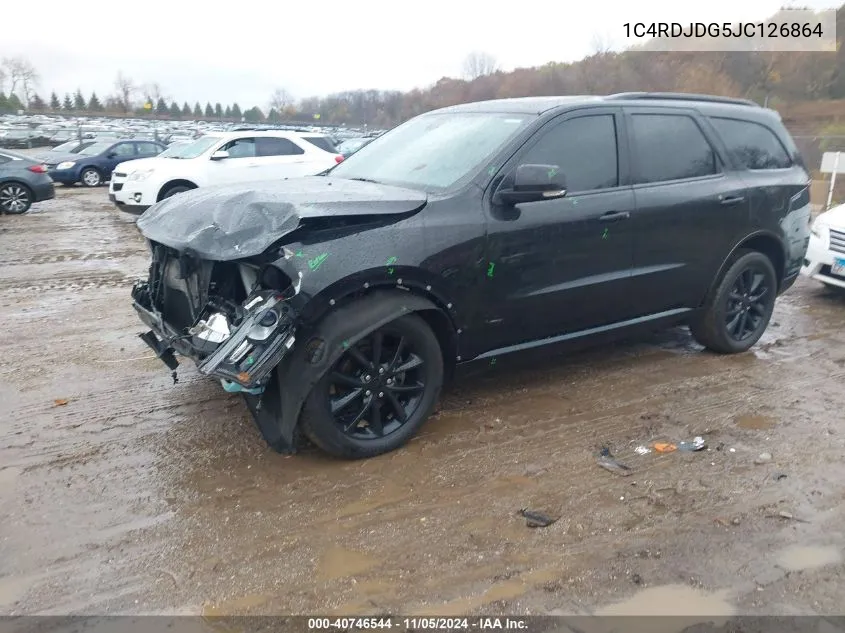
left=547, top=167, right=558, bottom=179
left=386, top=256, right=397, bottom=275
left=602, top=228, right=609, bottom=240
left=571, top=198, right=578, bottom=206
left=342, top=340, right=350, bottom=349
left=490, top=358, right=497, bottom=366
left=487, top=262, right=495, bottom=278
left=246, top=356, right=255, bottom=366
left=308, top=252, right=329, bottom=271
left=488, top=165, right=496, bottom=176
left=295, top=250, right=304, bottom=258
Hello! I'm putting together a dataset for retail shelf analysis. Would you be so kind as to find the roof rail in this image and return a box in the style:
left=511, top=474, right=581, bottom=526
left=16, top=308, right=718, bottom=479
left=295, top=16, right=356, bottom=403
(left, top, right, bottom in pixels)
left=605, top=92, right=760, bottom=107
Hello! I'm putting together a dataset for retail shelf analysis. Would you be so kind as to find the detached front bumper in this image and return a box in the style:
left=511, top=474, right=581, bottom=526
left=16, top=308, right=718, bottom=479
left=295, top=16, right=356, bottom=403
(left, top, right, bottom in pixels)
left=132, top=280, right=297, bottom=392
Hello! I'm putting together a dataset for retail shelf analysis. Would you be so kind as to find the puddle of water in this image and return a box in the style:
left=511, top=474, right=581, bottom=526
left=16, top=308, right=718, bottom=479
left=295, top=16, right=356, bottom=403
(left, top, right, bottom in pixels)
left=777, top=545, right=842, bottom=571
left=735, top=415, right=776, bottom=430
left=413, top=579, right=528, bottom=616
left=316, top=546, right=379, bottom=581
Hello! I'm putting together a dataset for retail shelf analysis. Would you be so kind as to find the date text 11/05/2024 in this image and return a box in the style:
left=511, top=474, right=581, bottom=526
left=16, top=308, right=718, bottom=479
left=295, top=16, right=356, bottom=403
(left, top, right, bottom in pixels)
left=307, top=618, right=528, bottom=630
left=623, top=21, right=824, bottom=38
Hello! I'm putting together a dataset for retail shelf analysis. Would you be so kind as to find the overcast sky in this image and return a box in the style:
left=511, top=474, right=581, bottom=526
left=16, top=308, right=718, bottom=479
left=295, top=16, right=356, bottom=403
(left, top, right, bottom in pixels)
left=1, top=0, right=838, bottom=109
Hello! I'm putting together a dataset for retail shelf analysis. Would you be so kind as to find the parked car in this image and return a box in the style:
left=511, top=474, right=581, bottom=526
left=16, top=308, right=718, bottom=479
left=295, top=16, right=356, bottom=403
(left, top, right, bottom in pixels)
left=110, top=131, right=343, bottom=214
left=33, top=139, right=99, bottom=163
left=801, top=202, right=845, bottom=290
left=45, top=139, right=166, bottom=187
left=337, top=137, right=374, bottom=158
left=130, top=92, right=810, bottom=459
left=0, top=150, right=55, bottom=214
left=0, top=129, right=35, bottom=149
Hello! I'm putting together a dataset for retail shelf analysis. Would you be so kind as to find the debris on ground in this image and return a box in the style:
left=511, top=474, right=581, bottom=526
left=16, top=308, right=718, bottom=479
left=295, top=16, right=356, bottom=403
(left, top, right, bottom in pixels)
left=518, top=509, right=557, bottom=528
left=774, top=473, right=788, bottom=481
left=631, top=573, right=643, bottom=585
left=678, top=436, right=707, bottom=451
left=755, top=452, right=773, bottom=465
left=766, top=510, right=810, bottom=523
left=653, top=442, right=677, bottom=453
left=53, top=398, right=69, bottom=407
left=634, top=446, right=651, bottom=455
left=597, top=447, right=634, bottom=476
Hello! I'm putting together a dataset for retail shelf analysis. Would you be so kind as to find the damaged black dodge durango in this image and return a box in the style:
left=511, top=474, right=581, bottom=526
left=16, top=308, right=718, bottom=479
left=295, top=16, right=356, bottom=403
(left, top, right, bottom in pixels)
left=132, top=92, right=811, bottom=459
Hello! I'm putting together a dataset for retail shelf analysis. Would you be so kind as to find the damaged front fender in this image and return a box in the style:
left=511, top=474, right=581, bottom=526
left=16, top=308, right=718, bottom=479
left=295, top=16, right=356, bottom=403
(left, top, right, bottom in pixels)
left=244, top=290, right=440, bottom=454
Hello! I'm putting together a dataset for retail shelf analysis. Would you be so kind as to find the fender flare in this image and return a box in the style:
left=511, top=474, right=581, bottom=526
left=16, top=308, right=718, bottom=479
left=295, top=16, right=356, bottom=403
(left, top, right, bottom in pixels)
left=243, top=290, right=440, bottom=453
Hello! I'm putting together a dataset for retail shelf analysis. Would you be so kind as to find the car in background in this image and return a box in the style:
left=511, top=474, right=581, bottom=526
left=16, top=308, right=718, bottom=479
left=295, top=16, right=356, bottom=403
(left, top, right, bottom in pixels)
left=33, top=139, right=100, bottom=163
left=108, top=140, right=193, bottom=196
left=337, top=137, right=374, bottom=158
left=0, top=129, right=36, bottom=149
left=0, top=149, right=55, bottom=214
left=801, top=202, right=845, bottom=290
left=110, top=131, right=343, bottom=214
left=45, top=139, right=166, bottom=187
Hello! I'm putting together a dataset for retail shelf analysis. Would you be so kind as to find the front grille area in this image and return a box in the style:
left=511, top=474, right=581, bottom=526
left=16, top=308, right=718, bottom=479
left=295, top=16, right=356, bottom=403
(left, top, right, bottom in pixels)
left=113, top=183, right=123, bottom=191
left=114, top=172, right=127, bottom=178
left=820, top=265, right=845, bottom=281
left=830, top=228, right=845, bottom=255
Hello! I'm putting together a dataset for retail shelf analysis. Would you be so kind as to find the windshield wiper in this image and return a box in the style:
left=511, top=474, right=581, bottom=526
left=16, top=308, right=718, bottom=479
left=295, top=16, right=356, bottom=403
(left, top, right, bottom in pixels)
left=348, top=177, right=380, bottom=184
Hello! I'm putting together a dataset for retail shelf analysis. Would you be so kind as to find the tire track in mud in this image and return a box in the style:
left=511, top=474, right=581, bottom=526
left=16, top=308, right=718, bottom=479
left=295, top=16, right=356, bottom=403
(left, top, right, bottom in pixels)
left=0, top=271, right=134, bottom=293
left=0, top=249, right=146, bottom=266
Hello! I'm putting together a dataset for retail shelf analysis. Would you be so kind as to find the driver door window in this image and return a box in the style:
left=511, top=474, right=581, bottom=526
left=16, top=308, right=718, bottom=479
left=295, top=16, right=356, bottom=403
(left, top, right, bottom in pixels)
left=221, top=138, right=256, bottom=159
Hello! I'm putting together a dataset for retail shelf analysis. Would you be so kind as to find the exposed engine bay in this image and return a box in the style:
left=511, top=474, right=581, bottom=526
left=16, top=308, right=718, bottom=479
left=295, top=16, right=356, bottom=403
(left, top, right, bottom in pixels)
left=131, top=240, right=301, bottom=395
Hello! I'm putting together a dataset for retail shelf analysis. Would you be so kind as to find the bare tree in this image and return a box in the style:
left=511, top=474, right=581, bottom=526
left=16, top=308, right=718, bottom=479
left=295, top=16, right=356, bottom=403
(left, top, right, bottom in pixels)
left=114, top=72, right=136, bottom=113
left=0, top=66, right=6, bottom=94
left=590, top=33, right=615, bottom=55
left=462, top=51, right=499, bottom=80
left=142, top=82, right=169, bottom=106
left=2, top=57, right=38, bottom=102
left=269, top=87, right=294, bottom=112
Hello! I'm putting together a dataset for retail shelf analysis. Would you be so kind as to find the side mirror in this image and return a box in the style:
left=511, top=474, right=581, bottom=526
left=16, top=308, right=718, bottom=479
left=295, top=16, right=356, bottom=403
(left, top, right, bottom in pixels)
left=210, top=150, right=229, bottom=160
left=494, top=164, right=567, bottom=206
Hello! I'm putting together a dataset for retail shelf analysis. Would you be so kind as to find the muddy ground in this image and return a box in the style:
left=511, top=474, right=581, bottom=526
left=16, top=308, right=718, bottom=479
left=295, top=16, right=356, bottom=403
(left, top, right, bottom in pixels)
left=1, top=187, right=845, bottom=618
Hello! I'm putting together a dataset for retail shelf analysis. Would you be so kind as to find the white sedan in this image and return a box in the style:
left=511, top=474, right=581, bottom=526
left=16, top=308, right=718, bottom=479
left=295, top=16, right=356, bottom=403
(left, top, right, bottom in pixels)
left=801, top=202, right=845, bottom=289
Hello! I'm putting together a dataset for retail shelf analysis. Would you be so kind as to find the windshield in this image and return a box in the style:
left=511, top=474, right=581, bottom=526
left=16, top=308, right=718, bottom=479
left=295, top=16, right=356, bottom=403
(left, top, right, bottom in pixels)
left=339, top=139, right=368, bottom=153
left=162, top=136, right=222, bottom=159
left=159, top=142, right=192, bottom=157
left=329, top=112, right=532, bottom=191
left=77, top=142, right=112, bottom=156
left=51, top=141, right=79, bottom=153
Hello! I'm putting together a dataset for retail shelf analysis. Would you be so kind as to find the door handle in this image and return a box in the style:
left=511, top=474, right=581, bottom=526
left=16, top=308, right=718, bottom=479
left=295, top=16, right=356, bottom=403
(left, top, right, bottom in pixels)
left=598, top=210, right=630, bottom=222
left=719, top=195, right=745, bottom=206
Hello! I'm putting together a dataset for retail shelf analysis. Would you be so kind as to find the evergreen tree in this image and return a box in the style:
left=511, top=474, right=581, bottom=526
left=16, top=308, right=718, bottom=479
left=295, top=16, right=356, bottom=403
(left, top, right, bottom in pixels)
left=194, top=102, right=203, bottom=117
left=204, top=102, right=214, bottom=118
left=231, top=103, right=242, bottom=119
left=155, top=97, right=168, bottom=115
left=244, top=106, right=264, bottom=123
left=182, top=102, right=192, bottom=117
left=49, top=92, right=61, bottom=110
left=0, top=92, right=9, bottom=113
left=88, top=92, right=103, bottom=111
left=63, top=94, right=73, bottom=110
left=266, top=108, right=280, bottom=123
left=214, top=103, right=223, bottom=118
left=73, top=89, right=86, bottom=110
left=30, top=94, right=46, bottom=110
left=8, top=93, right=24, bottom=111
left=224, top=105, right=232, bottom=119
left=169, top=101, right=181, bottom=118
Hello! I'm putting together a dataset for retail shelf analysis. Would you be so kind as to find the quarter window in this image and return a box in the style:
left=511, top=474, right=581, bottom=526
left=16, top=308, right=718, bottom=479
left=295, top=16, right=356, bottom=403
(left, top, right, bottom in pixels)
left=709, top=117, right=792, bottom=170
left=631, top=114, right=718, bottom=184
left=256, top=137, right=305, bottom=157
left=520, top=114, right=619, bottom=193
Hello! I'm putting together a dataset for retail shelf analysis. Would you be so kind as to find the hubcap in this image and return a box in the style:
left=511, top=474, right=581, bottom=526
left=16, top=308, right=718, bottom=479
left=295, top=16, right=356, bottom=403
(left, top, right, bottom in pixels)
left=0, top=185, right=29, bottom=212
left=83, top=170, right=100, bottom=186
left=327, top=330, right=426, bottom=439
left=725, top=266, right=770, bottom=342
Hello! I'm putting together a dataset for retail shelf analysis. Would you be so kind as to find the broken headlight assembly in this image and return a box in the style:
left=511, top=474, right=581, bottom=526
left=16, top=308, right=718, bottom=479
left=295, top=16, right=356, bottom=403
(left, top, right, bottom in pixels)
left=193, top=290, right=296, bottom=393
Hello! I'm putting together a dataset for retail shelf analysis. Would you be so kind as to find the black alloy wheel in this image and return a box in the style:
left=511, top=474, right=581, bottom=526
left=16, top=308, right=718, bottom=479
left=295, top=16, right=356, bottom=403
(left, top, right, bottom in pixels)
left=724, top=265, right=771, bottom=342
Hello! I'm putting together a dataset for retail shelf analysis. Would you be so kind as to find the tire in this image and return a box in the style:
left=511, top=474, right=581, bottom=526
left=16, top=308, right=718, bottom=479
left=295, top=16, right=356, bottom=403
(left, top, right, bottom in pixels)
left=300, top=313, right=444, bottom=459
left=161, top=185, right=194, bottom=200
left=80, top=168, right=102, bottom=187
left=689, top=249, right=777, bottom=354
left=0, top=182, right=33, bottom=214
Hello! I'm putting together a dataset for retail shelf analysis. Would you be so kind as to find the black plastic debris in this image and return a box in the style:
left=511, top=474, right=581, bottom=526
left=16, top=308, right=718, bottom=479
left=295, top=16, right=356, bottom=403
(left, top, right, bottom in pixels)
left=518, top=509, right=557, bottom=528
left=597, top=447, right=633, bottom=477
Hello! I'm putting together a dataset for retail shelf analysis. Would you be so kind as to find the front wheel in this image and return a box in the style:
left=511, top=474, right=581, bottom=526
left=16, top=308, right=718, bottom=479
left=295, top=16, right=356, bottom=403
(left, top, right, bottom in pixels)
left=80, top=168, right=102, bottom=187
left=300, top=313, right=443, bottom=459
left=161, top=185, right=194, bottom=199
left=689, top=249, right=777, bottom=354
left=0, top=183, right=33, bottom=214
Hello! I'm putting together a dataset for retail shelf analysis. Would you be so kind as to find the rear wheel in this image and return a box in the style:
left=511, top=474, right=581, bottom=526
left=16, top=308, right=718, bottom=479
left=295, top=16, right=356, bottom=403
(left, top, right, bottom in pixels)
left=0, top=183, right=33, bottom=214
left=689, top=250, right=777, bottom=354
left=300, top=313, right=443, bottom=459
left=80, top=168, right=102, bottom=187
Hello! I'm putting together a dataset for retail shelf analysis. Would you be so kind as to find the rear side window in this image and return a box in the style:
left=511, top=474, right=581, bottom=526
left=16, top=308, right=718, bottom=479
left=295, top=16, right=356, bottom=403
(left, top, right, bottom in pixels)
left=631, top=114, right=718, bottom=184
left=520, top=114, right=619, bottom=193
left=112, top=143, right=136, bottom=157
left=256, top=137, right=305, bottom=157
left=301, top=136, right=337, bottom=153
left=709, top=117, right=792, bottom=170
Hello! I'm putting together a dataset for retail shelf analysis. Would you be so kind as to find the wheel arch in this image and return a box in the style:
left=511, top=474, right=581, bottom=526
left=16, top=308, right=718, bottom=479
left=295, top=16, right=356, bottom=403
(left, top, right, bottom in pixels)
left=156, top=179, right=198, bottom=202
left=704, top=231, right=787, bottom=306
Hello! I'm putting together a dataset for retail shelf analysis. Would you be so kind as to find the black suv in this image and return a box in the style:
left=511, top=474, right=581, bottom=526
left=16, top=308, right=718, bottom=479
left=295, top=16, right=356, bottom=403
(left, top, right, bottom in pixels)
left=132, top=92, right=811, bottom=459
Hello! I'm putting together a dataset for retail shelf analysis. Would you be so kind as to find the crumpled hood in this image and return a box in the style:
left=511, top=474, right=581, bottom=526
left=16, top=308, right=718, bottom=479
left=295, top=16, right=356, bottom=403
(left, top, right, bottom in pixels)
left=135, top=176, right=428, bottom=261
left=115, top=157, right=160, bottom=174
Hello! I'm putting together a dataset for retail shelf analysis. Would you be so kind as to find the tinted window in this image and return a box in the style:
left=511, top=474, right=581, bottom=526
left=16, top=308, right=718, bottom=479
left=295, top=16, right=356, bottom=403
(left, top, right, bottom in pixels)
left=112, top=143, right=136, bottom=157
left=256, top=137, right=305, bottom=157
left=631, top=114, right=718, bottom=184
left=222, top=138, right=256, bottom=158
left=709, top=117, right=792, bottom=170
left=520, top=114, right=619, bottom=192
left=301, top=136, right=337, bottom=153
